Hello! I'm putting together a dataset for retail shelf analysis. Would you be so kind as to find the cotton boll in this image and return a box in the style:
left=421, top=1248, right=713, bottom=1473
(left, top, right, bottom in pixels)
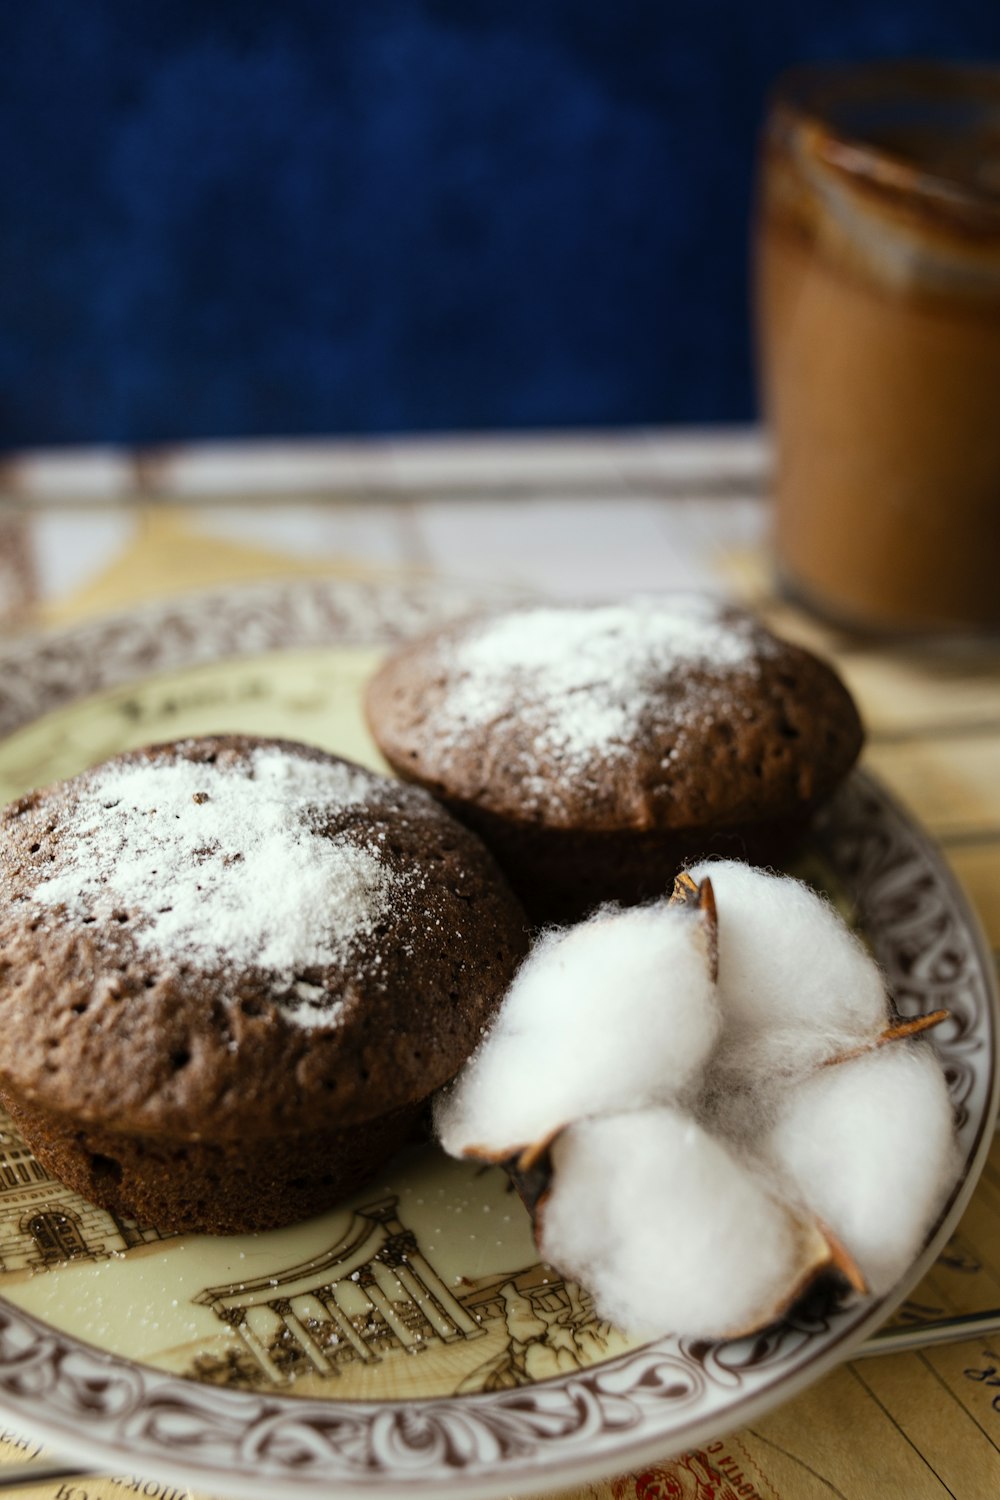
left=538, top=1109, right=827, bottom=1339
left=435, top=903, right=719, bottom=1159
left=687, top=860, right=889, bottom=1071
left=764, top=1044, right=957, bottom=1295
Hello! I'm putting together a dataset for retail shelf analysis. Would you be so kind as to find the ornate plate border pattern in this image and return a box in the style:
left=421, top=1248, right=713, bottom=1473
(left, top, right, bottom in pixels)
left=0, top=577, right=529, bottom=741
left=0, top=578, right=996, bottom=1500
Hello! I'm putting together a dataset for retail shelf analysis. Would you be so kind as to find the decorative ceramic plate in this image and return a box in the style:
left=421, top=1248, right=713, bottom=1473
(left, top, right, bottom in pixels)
left=0, top=578, right=996, bottom=1500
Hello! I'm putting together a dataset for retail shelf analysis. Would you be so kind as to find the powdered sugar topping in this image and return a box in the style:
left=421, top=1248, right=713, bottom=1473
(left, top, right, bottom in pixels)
left=437, top=598, right=763, bottom=802
left=31, top=747, right=402, bottom=1028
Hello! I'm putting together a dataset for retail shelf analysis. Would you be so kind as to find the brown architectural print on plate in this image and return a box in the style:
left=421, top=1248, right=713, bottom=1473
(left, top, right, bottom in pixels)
left=0, top=1116, right=166, bottom=1278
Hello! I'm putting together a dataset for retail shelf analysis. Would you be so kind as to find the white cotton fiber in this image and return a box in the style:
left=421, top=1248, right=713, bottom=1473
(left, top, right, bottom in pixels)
left=431, top=856, right=959, bottom=1343
left=539, top=1109, right=810, bottom=1339
left=764, top=1044, right=957, bottom=1295
left=687, top=860, right=889, bottom=1074
left=435, top=903, right=719, bottom=1159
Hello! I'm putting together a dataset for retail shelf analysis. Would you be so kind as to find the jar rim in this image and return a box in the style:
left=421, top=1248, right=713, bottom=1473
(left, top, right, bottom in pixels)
left=768, top=60, right=1000, bottom=231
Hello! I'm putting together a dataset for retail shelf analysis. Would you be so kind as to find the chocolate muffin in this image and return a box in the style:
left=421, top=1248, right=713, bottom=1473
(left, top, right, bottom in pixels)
left=0, top=736, right=527, bottom=1234
left=365, top=597, right=864, bottom=921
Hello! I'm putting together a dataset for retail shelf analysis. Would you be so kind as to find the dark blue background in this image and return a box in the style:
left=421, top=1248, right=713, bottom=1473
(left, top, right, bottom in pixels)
left=2, top=3, right=998, bottom=447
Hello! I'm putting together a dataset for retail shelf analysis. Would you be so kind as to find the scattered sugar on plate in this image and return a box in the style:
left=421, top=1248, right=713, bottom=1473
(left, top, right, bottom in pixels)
left=31, top=747, right=402, bottom=1026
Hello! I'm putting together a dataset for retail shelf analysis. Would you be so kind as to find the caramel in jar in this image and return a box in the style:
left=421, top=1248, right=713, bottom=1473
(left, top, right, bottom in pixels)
left=757, top=64, right=1000, bottom=632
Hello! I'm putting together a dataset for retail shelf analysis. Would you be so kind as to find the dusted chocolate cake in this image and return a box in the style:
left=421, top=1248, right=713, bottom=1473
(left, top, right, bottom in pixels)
left=365, top=597, right=864, bottom=920
left=0, top=736, right=527, bottom=1234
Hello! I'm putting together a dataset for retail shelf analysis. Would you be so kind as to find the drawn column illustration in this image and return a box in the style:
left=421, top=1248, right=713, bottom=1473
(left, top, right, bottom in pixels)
left=311, top=1283, right=376, bottom=1363
left=269, top=1296, right=333, bottom=1375
left=195, top=1195, right=481, bottom=1387
left=376, top=1228, right=482, bottom=1342
left=216, top=1306, right=282, bottom=1384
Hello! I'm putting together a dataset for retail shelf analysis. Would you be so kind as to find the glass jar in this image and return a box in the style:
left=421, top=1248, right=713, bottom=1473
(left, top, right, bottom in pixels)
left=756, top=62, right=1000, bottom=633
